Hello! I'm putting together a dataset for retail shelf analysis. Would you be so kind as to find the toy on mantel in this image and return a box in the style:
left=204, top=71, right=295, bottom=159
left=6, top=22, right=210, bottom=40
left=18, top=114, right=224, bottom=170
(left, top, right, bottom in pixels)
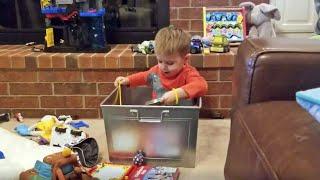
left=190, top=35, right=203, bottom=54
left=239, top=1, right=281, bottom=38
left=40, top=0, right=110, bottom=53
left=189, top=35, right=230, bottom=54
left=131, top=40, right=155, bottom=54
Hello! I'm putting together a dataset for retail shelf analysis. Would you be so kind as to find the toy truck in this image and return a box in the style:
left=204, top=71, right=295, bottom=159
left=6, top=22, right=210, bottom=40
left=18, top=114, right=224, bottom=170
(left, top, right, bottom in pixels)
left=190, top=36, right=203, bottom=54
left=210, top=35, right=230, bottom=53
left=40, top=0, right=110, bottom=52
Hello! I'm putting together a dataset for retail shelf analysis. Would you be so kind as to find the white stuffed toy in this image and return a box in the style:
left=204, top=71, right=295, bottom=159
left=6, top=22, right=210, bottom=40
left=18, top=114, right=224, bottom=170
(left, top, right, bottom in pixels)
left=239, top=2, right=281, bottom=38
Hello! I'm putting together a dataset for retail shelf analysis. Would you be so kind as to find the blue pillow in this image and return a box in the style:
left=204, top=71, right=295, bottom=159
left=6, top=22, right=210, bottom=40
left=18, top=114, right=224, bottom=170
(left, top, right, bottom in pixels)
left=296, top=87, right=320, bottom=122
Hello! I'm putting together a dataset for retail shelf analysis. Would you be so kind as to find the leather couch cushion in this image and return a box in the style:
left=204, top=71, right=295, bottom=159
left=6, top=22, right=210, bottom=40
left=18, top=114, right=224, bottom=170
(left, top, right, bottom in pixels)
left=233, top=38, right=320, bottom=110
left=232, top=101, right=320, bottom=179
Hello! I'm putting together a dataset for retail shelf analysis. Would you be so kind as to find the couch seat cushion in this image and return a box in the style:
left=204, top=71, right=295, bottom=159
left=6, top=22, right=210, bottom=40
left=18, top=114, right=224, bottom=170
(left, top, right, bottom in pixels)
left=234, top=101, right=320, bottom=179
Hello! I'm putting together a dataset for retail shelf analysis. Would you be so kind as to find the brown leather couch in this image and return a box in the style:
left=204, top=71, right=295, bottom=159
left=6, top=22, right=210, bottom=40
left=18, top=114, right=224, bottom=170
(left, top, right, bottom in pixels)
left=224, top=38, right=320, bottom=179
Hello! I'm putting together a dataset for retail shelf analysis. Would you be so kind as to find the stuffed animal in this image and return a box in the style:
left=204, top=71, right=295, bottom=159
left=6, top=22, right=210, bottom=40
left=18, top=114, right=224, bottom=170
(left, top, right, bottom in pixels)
left=239, top=2, right=281, bottom=38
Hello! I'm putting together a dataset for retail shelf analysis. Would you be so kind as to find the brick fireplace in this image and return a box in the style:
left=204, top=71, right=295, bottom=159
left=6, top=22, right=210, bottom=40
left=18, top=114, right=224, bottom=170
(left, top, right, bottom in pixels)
left=0, top=0, right=269, bottom=119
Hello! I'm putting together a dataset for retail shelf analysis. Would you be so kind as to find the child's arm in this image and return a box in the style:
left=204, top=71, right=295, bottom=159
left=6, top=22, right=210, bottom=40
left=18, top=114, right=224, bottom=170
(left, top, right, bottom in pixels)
left=180, top=70, right=208, bottom=99
left=126, top=71, right=150, bottom=87
left=160, top=69, right=207, bottom=105
left=114, top=69, right=153, bottom=87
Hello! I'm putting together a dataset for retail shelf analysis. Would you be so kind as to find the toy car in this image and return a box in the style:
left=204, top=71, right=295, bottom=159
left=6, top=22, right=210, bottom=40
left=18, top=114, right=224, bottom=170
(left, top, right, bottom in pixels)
left=210, top=35, right=230, bottom=53
left=190, top=36, right=203, bottom=54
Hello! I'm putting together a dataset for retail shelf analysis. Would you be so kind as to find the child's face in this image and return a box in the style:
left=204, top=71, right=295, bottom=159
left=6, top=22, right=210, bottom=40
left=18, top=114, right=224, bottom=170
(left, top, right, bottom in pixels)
left=156, top=53, right=188, bottom=77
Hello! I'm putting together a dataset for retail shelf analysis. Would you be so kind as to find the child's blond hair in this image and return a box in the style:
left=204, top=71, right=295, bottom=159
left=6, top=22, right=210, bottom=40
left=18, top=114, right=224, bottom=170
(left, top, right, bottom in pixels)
left=154, top=26, right=191, bottom=57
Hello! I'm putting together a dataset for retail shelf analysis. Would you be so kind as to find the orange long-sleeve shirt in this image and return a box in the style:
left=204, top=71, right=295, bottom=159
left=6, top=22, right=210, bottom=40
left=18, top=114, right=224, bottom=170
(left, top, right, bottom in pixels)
left=127, top=64, right=208, bottom=99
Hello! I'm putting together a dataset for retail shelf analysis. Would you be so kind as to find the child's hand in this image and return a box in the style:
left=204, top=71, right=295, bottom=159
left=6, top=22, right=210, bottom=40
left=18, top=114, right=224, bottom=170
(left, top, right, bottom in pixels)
left=160, top=88, right=188, bottom=105
left=160, top=91, right=176, bottom=105
left=114, top=76, right=129, bottom=87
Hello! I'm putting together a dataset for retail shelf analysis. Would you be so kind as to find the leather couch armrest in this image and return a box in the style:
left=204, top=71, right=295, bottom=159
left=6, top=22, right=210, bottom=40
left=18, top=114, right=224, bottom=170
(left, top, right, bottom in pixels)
left=233, top=38, right=320, bottom=111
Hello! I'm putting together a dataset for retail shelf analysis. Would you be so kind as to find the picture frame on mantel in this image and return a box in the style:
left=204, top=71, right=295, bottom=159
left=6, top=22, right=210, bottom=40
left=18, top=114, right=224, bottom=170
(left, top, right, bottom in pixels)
left=203, top=7, right=246, bottom=43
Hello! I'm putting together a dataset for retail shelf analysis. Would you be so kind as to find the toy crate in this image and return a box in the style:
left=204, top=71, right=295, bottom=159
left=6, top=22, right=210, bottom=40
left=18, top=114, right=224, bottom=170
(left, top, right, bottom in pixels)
left=100, top=86, right=201, bottom=168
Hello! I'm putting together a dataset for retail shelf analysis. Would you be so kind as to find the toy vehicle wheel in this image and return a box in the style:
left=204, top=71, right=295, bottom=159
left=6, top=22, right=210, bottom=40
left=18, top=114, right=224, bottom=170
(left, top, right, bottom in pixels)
left=224, top=46, right=230, bottom=52
left=190, top=48, right=197, bottom=54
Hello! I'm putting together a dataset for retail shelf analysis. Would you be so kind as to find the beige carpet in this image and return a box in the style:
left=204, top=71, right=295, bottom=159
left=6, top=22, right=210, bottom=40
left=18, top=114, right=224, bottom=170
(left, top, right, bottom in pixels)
left=0, top=118, right=230, bottom=180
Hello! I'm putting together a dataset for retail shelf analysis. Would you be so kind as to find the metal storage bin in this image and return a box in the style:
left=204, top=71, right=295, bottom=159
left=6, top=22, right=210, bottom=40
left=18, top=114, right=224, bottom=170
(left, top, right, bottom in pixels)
left=100, top=86, right=201, bottom=167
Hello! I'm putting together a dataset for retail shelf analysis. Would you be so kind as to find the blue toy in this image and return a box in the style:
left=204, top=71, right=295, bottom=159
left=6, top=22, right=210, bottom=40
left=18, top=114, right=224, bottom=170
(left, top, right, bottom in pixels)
left=0, top=150, right=4, bottom=159
left=190, top=36, right=203, bottom=54
left=34, top=160, right=52, bottom=179
left=40, top=0, right=110, bottom=53
left=14, top=124, right=31, bottom=136
left=70, top=120, right=89, bottom=129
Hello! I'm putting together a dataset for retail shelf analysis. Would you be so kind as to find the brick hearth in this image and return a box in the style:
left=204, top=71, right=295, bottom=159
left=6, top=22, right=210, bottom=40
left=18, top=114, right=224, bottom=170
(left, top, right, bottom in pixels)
left=0, top=44, right=236, bottom=119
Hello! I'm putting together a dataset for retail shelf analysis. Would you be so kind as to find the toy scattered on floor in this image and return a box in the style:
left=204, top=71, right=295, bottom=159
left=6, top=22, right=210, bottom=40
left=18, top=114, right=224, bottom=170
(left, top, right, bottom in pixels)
left=88, top=163, right=180, bottom=180
left=130, top=165, right=180, bottom=180
left=27, top=115, right=62, bottom=143
left=239, top=2, right=281, bottom=38
left=15, top=124, right=31, bottom=136
left=0, top=150, right=4, bottom=159
left=133, top=150, right=146, bottom=166
left=70, top=120, right=90, bottom=129
left=0, top=113, right=10, bottom=122
left=14, top=112, right=24, bottom=122
left=57, top=115, right=73, bottom=124
left=70, top=137, right=99, bottom=168
left=131, top=40, right=155, bottom=54
left=14, top=114, right=85, bottom=145
left=40, top=0, right=110, bottom=53
left=50, top=126, right=87, bottom=147
left=20, top=147, right=91, bottom=180
left=15, top=115, right=60, bottom=140
left=88, top=163, right=133, bottom=179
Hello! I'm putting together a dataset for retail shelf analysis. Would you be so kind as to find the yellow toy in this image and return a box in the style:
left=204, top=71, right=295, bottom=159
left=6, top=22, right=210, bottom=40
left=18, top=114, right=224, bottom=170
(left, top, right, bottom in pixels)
left=40, top=0, right=52, bottom=8
left=28, top=115, right=62, bottom=142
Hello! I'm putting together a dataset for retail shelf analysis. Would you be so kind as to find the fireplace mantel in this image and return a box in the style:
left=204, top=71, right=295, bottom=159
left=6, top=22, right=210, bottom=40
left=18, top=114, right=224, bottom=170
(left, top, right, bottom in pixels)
left=0, top=44, right=236, bottom=119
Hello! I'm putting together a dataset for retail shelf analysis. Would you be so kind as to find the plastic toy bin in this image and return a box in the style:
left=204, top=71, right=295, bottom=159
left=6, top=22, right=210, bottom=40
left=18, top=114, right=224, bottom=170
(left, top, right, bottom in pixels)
left=100, top=86, right=201, bottom=167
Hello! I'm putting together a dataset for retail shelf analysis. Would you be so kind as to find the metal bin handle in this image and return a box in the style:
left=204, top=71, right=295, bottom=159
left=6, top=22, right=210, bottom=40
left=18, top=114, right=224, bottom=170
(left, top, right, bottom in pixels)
left=129, top=109, right=170, bottom=123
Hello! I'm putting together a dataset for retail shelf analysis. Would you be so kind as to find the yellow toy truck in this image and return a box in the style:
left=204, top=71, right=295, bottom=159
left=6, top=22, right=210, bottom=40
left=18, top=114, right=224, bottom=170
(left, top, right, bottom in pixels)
left=210, top=35, right=230, bottom=53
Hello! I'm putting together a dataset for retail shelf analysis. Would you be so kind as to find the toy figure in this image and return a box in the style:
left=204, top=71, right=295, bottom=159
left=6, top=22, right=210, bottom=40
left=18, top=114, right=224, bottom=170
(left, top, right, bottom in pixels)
left=239, top=2, right=281, bottom=38
left=0, top=112, right=10, bottom=122
left=131, top=40, right=155, bottom=54
left=210, top=35, right=230, bottom=53
left=28, top=115, right=62, bottom=143
left=20, top=148, right=91, bottom=180
left=45, top=148, right=84, bottom=180
left=190, top=35, right=203, bottom=54
left=133, top=150, right=146, bottom=166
